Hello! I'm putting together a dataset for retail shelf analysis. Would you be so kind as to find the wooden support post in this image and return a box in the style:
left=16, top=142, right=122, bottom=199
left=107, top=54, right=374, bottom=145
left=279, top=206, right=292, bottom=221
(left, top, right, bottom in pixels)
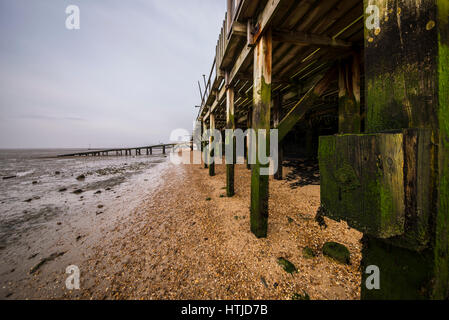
left=203, top=120, right=208, bottom=169
left=162, top=146, right=166, bottom=154
left=246, top=106, right=252, bottom=170
left=226, top=74, right=235, bottom=197
left=250, top=29, right=272, bottom=238
left=273, top=92, right=283, bottom=180
left=317, top=0, right=449, bottom=300
left=150, top=147, right=152, bottom=155
left=209, top=113, right=215, bottom=177
left=338, top=54, right=361, bottom=133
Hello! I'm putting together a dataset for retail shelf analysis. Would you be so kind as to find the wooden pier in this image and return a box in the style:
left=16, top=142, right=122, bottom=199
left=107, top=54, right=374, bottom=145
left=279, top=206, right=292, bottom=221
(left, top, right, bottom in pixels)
left=195, top=0, right=448, bottom=300
left=57, top=144, right=176, bottom=157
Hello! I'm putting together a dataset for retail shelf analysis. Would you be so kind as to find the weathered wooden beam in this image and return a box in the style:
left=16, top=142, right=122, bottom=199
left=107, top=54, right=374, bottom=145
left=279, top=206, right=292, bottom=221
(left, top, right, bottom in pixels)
left=250, top=29, right=272, bottom=238
left=226, top=73, right=236, bottom=197
left=338, top=53, right=361, bottom=133
left=272, top=29, right=353, bottom=47
left=232, top=21, right=247, bottom=37
left=228, top=0, right=283, bottom=86
left=277, top=65, right=337, bottom=142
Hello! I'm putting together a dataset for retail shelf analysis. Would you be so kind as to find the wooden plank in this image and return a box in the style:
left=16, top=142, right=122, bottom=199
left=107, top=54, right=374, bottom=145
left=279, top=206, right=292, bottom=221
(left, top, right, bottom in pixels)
left=250, top=29, right=272, bottom=238
left=272, top=30, right=353, bottom=47
left=229, top=0, right=283, bottom=86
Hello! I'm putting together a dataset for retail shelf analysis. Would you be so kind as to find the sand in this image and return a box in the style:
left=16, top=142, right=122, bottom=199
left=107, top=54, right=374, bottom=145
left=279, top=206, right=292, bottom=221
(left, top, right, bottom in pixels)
left=3, top=155, right=363, bottom=300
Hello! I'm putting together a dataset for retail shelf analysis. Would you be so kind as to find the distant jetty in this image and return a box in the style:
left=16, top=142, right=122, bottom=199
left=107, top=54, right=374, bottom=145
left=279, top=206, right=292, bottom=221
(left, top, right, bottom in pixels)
left=57, top=143, right=176, bottom=157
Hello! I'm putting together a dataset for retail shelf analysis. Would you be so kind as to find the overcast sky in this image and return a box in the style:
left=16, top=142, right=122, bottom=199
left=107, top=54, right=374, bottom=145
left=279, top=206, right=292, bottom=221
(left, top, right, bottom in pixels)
left=0, top=0, right=225, bottom=148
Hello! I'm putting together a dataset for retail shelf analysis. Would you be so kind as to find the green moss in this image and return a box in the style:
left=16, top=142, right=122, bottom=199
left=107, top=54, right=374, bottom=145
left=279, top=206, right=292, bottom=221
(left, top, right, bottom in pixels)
left=292, top=292, right=310, bottom=300
left=434, top=8, right=449, bottom=298
left=362, top=236, right=434, bottom=300
left=322, top=242, right=350, bottom=265
left=335, top=163, right=360, bottom=192
left=338, top=95, right=361, bottom=134
left=250, top=74, right=271, bottom=239
left=302, top=247, right=316, bottom=259
left=277, top=257, right=298, bottom=274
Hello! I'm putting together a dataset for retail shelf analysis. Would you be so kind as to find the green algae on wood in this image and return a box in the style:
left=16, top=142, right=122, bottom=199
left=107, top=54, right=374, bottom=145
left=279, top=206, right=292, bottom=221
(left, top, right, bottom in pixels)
left=433, top=0, right=449, bottom=299
left=319, top=133, right=405, bottom=238
left=250, top=30, right=272, bottom=238
left=361, top=235, right=433, bottom=300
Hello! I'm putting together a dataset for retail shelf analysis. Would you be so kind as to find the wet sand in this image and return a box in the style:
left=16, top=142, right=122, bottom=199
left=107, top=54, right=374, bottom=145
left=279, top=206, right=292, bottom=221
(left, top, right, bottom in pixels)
left=2, top=154, right=362, bottom=300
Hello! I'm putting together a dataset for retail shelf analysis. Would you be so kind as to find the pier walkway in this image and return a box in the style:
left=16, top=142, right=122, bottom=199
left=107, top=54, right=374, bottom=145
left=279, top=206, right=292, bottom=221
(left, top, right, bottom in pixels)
left=57, top=144, right=176, bottom=157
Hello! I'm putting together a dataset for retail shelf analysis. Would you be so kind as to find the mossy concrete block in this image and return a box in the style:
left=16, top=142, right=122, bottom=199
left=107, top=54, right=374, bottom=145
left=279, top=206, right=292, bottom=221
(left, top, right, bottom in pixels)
left=322, top=242, right=350, bottom=265
left=277, top=257, right=297, bottom=273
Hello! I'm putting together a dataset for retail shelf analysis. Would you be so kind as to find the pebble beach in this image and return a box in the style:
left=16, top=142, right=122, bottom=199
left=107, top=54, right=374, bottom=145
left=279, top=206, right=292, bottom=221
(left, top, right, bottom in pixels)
left=1, top=151, right=362, bottom=300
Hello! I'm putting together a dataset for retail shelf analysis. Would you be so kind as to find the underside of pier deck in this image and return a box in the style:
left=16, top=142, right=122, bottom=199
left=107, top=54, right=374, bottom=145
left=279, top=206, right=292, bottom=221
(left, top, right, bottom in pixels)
left=195, top=0, right=449, bottom=300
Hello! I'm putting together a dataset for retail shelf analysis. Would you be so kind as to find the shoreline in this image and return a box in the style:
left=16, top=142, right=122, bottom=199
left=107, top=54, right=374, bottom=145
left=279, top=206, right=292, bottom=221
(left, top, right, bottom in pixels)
left=0, top=156, right=171, bottom=299
left=2, top=155, right=362, bottom=300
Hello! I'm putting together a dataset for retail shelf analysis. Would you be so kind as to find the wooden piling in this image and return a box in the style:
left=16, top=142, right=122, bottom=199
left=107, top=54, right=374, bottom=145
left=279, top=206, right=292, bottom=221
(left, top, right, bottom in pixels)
left=209, top=113, right=215, bottom=176
left=226, top=74, right=235, bottom=197
left=338, top=54, right=361, bottom=133
left=203, top=120, right=208, bottom=169
left=250, top=29, right=272, bottom=238
left=317, top=0, right=449, bottom=300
